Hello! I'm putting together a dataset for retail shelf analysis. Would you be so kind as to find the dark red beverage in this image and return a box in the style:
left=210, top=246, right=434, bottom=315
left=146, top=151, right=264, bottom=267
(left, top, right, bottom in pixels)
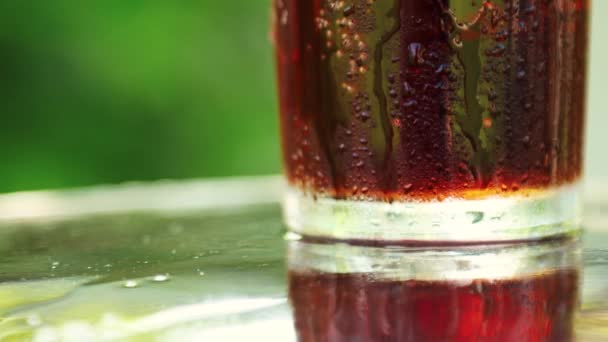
left=288, top=239, right=581, bottom=341
left=273, top=0, right=589, bottom=201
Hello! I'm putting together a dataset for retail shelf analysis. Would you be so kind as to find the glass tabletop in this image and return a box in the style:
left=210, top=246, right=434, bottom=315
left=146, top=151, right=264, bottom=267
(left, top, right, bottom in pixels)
left=0, top=177, right=605, bottom=341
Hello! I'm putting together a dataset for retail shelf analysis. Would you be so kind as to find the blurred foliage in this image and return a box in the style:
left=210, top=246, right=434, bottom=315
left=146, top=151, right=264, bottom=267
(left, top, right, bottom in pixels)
left=0, top=1, right=605, bottom=193
left=0, top=1, right=279, bottom=193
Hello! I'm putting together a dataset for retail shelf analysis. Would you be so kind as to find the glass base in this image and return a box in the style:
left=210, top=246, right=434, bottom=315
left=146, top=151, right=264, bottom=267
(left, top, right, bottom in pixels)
left=288, top=237, right=580, bottom=281
left=284, top=183, right=583, bottom=243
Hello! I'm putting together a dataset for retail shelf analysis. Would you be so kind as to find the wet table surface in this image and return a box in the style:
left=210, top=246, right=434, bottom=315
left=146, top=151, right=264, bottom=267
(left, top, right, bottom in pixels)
left=0, top=176, right=606, bottom=341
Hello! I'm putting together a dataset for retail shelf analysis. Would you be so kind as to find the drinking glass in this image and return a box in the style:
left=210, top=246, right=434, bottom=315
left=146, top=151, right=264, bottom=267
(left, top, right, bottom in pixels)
left=273, top=0, right=589, bottom=242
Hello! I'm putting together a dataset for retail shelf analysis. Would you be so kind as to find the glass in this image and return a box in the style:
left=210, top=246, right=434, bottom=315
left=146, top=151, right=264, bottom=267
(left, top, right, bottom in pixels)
left=273, top=0, right=589, bottom=242
left=288, top=237, right=581, bottom=341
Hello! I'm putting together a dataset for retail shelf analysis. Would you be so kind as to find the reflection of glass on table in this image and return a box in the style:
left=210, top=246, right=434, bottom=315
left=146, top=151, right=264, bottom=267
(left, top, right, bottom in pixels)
left=289, top=237, right=580, bottom=341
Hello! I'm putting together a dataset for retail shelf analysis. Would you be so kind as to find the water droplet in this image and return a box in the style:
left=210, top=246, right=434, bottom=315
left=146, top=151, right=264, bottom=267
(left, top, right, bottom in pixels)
left=434, top=80, right=449, bottom=90
left=27, top=315, right=42, bottom=327
left=474, top=280, right=483, bottom=294
left=386, top=209, right=402, bottom=221
left=452, top=36, right=463, bottom=48
left=343, top=5, right=355, bottom=17
left=123, top=280, right=138, bottom=288
left=435, top=63, right=450, bottom=75
left=466, top=211, right=485, bottom=224
left=152, top=274, right=170, bottom=282
left=407, top=43, right=425, bottom=66
left=403, top=82, right=415, bottom=96
left=490, top=215, right=502, bottom=222
left=516, top=70, right=526, bottom=80
left=532, top=20, right=539, bottom=31
left=199, top=271, right=206, bottom=276
left=360, top=111, right=371, bottom=122
left=494, top=30, right=508, bottom=42
left=403, top=99, right=417, bottom=108
left=524, top=4, right=536, bottom=14
left=284, top=232, right=302, bottom=241
left=171, top=249, right=177, bottom=255
left=485, top=44, right=506, bottom=57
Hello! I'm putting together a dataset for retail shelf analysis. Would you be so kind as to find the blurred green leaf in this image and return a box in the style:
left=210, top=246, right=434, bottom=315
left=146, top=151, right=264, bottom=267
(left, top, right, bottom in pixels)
left=0, top=0, right=280, bottom=192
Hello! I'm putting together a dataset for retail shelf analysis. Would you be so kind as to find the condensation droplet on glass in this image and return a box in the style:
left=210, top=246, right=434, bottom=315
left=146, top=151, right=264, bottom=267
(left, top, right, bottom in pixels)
left=403, top=78, right=416, bottom=95
left=360, top=111, right=371, bottom=122
left=343, top=5, right=355, bottom=17
left=485, top=44, right=505, bottom=57
left=407, top=42, right=424, bottom=66
left=466, top=211, right=485, bottom=224
left=403, top=99, right=417, bottom=108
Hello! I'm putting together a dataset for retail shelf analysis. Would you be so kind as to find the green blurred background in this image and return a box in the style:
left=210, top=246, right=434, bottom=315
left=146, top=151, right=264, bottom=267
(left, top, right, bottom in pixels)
left=0, top=1, right=605, bottom=193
